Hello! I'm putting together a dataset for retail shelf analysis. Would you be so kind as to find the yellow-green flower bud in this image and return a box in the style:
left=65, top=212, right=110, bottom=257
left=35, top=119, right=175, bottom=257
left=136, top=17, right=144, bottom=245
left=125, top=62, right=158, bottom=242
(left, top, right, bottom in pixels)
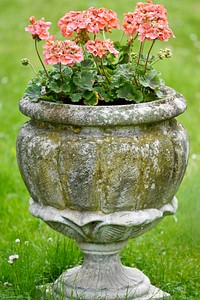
left=164, top=48, right=173, bottom=58
left=21, top=58, right=30, bottom=66
left=131, top=52, right=138, bottom=59
left=157, top=48, right=173, bottom=60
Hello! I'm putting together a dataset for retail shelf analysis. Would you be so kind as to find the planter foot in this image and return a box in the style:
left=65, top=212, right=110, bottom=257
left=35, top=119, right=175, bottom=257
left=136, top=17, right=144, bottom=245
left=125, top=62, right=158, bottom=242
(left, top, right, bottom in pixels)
left=46, top=242, right=169, bottom=300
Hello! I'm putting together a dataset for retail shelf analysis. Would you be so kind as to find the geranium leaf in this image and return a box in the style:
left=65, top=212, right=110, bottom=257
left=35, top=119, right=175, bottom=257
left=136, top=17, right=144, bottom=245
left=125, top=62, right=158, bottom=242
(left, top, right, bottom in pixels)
left=24, top=82, right=41, bottom=102
left=73, top=70, right=95, bottom=89
left=62, top=66, right=73, bottom=77
left=48, top=81, right=61, bottom=93
left=61, top=84, right=71, bottom=93
left=84, top=91, right=98, bottom=106
left=117, top=83, right=143, bottom=102
left=71, top=93, right=82, bottom=102
left=139, top=70, right=162, bottom=89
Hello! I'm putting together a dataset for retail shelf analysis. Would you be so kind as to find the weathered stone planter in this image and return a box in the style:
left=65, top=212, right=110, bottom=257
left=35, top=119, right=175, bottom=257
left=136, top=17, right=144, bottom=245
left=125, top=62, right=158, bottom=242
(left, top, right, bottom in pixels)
left=17, top=86, right=189, bottom=299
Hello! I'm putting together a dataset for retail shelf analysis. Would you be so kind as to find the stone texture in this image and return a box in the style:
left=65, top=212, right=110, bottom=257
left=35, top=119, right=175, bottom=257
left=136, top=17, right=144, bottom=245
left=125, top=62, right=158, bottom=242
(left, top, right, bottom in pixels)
left=29, top=197, right=177, bottom=243
left=16, top=86, right=189, bottom=299
left=50, top=242, right=170, bottom=300
left=18, top=86, right=186, bottom=126
left=17, top=87, right=189, bottom=213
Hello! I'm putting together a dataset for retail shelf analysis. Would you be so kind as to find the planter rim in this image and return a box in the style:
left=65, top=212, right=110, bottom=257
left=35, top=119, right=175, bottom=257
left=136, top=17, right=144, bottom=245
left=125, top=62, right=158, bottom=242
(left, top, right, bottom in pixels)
left=19, top=86, right=187, bottom=126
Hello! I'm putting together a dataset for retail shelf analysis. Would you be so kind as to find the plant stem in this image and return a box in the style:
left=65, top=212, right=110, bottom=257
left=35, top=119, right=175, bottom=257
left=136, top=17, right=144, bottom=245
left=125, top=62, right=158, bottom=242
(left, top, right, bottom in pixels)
left=102, top=30, right=106, bottom=40
left=128, top=34, right=138, bottom=63
left=100, top=59, right=111, bottom=85
left=93, top=57, right=110, bottom=85
left=93, top=56, right=102, bottom=76
left=137, top=40, right=145, bottom=66
left=133, top=76, right=139, bottom=87
left=128, top=41, right=133, bottom=63
left=119, top=32, right=125, bottom=44
left=59, top=63, right=64, bottom=84
left=144, top=40, right=155, bottom=73
left=28, top=62, right=38, bottom=76
left=34, top=40, right=49, bottom=77
left=150, top=57, right=160, bottom=66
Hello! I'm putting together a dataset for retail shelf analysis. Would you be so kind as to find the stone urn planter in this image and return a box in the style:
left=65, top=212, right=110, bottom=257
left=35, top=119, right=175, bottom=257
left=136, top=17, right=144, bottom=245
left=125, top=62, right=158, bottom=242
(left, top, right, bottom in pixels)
left=17, top=86, right=189, bottom=300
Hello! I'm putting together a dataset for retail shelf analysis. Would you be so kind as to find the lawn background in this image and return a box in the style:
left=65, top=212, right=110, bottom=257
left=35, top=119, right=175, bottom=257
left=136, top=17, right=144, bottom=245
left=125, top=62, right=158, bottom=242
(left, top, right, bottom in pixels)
left=0, top=0, right=200, bottom=299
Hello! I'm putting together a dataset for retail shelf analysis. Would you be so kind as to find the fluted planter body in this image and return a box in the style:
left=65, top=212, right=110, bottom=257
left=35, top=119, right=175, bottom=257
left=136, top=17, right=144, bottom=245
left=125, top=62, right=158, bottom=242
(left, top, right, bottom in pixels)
left=17, top=87, right=189, bottom=299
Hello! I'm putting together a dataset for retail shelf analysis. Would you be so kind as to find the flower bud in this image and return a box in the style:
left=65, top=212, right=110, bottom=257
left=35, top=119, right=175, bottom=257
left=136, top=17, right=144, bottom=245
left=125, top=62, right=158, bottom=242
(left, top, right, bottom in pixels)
left=21, top=58, right=30, bottom=66
left=164, top=48, right=173, bottom=58
left=157, top=48, right=173, bottom=60
left=131, top=52, right=138, bottom=59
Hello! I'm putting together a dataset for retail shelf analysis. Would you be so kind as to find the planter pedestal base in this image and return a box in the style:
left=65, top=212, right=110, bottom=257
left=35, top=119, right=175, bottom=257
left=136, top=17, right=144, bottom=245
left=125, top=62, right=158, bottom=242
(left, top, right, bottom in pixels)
left=29, top=198, right=177, bottom=299
left=47, top=242, right=169, bottom=300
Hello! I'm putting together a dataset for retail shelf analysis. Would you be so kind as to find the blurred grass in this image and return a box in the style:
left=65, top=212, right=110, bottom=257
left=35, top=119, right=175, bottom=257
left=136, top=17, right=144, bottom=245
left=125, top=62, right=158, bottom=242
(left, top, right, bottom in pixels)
left=0, top=0, right=200, bottom=299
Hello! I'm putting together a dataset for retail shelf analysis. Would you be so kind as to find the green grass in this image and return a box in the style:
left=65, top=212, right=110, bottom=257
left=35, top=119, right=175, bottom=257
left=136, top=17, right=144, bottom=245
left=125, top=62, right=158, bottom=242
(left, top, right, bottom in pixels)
left=0, top=0, right=200, bottom=299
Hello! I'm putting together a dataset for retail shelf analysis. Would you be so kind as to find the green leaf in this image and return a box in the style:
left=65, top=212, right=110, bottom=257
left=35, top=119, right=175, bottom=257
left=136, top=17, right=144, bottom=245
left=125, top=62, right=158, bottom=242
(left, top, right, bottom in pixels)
left=83, top=91, right=94, bottom=100
left=24, top=82, right=41, bottom=102
left=83, top=91, right=98, bottom=106
left=62, top=66, right=73, bottom=77
left=80, top=58, right=95, bottom=68
left=70, top=93, right=82, bottom=102
left=117, top=83, right=143, bottom=103
left=95, top=87, right=107, bottom=101
left=73, top=70, right=95, bottom=89
left=155, top=88, right=164, bottom=99
left=114, top=42, right=130, bottom=64
left=139, top=69, right=162, bottom=89
left=51, top=65, right=72, bottom=82
left=48, top=81, right=62, bottom=93
left=61, top=84, right=71, bottom=93
left=112, top=64, right=136, bottom=88
left=52, top=73, right=61, bottom=80
left=39, top=94, right=58, bottom=102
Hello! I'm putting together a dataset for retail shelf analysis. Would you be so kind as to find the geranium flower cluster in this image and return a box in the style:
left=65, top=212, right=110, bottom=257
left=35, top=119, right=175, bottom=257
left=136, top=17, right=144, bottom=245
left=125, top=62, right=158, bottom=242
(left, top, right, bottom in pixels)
left=25, top=16, right=51, bottom=41
left=122, top=0, right=174, bottom=41
left=86, top=38, right=119, bottom=59
left=25, top=1, right=174, bottom=67
left=43, top=38, right=84, bottom=66
left=25, top=7, right=120, bottom=65
left=23, top=1, right=175, bottom=105
left=58, top=7, right=120, bottom=37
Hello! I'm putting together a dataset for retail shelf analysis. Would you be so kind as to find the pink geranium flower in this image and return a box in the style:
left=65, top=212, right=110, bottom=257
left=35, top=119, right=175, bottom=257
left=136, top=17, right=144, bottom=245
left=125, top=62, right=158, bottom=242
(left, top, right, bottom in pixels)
left=122, top=0, right=174, bottom=41
left=58, top=7, right=120, bottom=38
left=86, top=38, right=119, bottom=58
left=58, top=11, right=85, bottom=37
left=86, top=7, right=120, bottom=34
left=43, top=38, right=84, bottom=66
left=138, top=20, right=174, bottom=42
left=25, top=16, right=51, bottom=41
left=122, top=13, right=139, bottom=36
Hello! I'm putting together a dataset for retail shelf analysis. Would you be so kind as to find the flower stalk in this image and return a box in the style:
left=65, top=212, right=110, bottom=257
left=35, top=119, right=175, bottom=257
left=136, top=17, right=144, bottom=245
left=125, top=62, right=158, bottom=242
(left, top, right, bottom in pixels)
left=34, top=40, right=49, bottom=77
left=100, top=59, right=111, bottom=85
left=21, top=58, right=38, bottom=75
left=144, top=40, right=155, bottom=73
left=137, top=40, right=145, bottom=66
